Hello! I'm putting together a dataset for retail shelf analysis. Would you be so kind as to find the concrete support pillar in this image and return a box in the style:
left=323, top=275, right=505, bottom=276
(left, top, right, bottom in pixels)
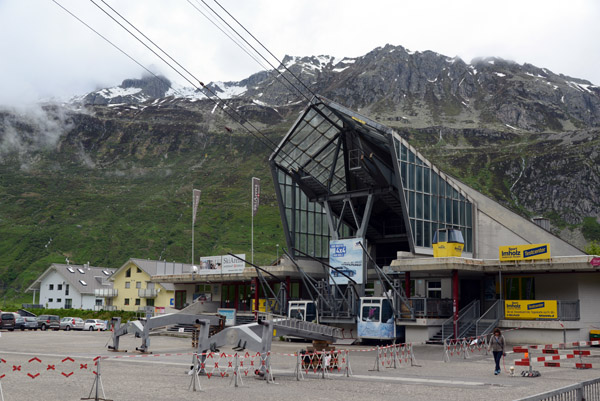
left=452, top=269, right=459, bottom=339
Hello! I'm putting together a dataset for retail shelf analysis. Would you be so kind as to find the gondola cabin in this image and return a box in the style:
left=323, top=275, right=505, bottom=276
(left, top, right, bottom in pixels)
left=432, top=228, right=465, bottom=258
left=357, top=297, right=396, bottom=340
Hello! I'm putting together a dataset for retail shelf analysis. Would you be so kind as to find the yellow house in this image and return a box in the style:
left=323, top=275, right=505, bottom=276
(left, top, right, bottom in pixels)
left=108, top=258, right=175, bottom=312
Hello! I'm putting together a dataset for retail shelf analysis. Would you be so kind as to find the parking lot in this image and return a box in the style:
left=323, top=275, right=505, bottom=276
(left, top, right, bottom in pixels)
left=1, top=329, right=599, bottom=400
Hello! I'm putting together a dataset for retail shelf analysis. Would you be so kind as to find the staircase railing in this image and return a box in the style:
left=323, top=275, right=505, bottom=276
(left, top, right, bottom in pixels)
left=440, top=300, right=480, bottom=341
left=475, top=300, right=503, bottom=337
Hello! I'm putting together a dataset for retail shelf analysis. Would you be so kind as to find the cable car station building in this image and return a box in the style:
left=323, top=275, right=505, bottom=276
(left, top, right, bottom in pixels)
left=269, top=95, right=599, bottom=344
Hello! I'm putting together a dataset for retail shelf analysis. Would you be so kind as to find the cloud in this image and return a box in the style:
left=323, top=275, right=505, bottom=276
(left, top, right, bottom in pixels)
left=0, top=0, right=598, bottom=107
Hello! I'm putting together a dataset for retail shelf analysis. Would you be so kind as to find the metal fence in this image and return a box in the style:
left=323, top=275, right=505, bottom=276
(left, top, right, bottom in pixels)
left=557, top=300, right=580, bottom=321
left=410, top=298, right=453, bottom=318
left=515, top=377, right=600, bottom=401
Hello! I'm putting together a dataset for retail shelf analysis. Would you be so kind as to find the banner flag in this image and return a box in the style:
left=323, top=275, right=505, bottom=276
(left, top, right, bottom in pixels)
left=192, top=189, right=201, bottom=224
left=252, top=177, right=260, bottom=217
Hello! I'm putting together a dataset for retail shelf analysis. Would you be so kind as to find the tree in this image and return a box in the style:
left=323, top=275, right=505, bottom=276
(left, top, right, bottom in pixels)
left=584, top=241, right=600, bottom=255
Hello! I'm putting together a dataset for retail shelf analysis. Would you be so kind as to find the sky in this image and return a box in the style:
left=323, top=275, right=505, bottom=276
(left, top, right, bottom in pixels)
left=1, top=0, right=599, bottom=106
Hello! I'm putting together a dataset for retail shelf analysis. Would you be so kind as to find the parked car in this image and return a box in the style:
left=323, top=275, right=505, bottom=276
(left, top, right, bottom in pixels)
left=15, top=316, right=38, bottom=331
left=36, top=314, right=60, bottom=331
left=60, top=317, right=85, bottom=331
left=0, top=312, right=19, bottom=331
left=84, top=319, right=107, bottom=331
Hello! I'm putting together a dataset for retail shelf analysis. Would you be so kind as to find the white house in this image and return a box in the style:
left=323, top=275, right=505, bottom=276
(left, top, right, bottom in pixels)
left=26, top=263, right=115, bottom=310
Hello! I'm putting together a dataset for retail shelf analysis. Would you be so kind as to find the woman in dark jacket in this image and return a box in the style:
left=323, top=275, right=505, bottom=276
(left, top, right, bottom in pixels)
left=489, top=328, right=505, bottom=375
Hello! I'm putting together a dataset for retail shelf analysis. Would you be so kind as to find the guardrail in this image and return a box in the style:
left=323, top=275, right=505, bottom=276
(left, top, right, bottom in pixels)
left=514, top=377, right=600, bottom=401
left=410, top=298, right=453, bottom=318
left=557, top=300, right=580, bottom=321
left=441, top=300, right=479, bottom=341
left=475, top=300, right=502, bottom=337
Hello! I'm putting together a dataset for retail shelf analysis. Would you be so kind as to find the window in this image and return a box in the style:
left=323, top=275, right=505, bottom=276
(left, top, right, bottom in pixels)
left=427, top=280, right=442, bottom=299
left=136, top=282, right=141, bottom=289
left=79, top=280, right=87, bottom=286
left=48, top=298, right=54, bottom=302
left=125, top=282, right=130, bottom=289
left=137, top=267, right=142, bottom=273
left=65, top=284, right=69, bottom=296
left=146, top=299, right=154, bottom=307
left=126, top=268, right=131, bottom=278
left=124, top=298, right=130, bottom=305
left=67, top=267, right=75, bottom=273
left=57, top=298, right=62, bottom=303
left=77, top=268, right=85, bottom=274
left=65, top=299, right=72, bottom=309
left=95, top=299, right=102, bottom=306
left=58, top=284, right=62, bottom=291
left=504, top=277, right=535, bottom=300
left=49, top=284, right=54, bottom=290
left=135, top=298, right=141, bottom=306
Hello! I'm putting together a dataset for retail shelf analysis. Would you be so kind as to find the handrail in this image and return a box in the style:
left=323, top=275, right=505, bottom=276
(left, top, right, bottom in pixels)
left=475, top=300, right=503, bottom=337
left=441, top=299, right=479, bottom=341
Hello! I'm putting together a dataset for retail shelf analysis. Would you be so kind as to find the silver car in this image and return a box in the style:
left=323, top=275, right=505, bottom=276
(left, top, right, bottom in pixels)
left=84, top=319, right=107, bottom=331
left=60, top=317, right=85, bottom=331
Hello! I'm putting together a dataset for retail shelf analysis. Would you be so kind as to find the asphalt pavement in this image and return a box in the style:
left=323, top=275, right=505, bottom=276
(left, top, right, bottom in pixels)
left=0, top=329, right=599, bottom=401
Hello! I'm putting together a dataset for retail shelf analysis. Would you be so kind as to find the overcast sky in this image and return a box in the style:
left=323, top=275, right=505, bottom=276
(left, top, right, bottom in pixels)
left=1, top=0, right=599, bottom=106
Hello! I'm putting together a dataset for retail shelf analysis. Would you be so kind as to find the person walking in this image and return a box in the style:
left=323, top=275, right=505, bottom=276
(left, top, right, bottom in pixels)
left=489, top=328, right=506, bottom=375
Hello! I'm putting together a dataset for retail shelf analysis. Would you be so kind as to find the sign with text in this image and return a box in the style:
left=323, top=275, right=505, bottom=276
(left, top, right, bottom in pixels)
left=198, top=254, right=246, bottom=274
left=499, top=243, right=551, bottom=261
left=504, top=300, right=558, bottom=320
left=329, top=238, right=364, bottom=285
left=217, top=308, right=237, bottom=326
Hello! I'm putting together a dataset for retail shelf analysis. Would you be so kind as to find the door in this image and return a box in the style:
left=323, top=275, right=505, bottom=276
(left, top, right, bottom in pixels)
left=459, top=279, right=481, bottom=309
left=174, top=290, right=187, bottom=309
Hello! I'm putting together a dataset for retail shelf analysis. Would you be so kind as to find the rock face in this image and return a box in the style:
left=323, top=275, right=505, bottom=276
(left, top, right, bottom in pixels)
left=80, top=75, right=172, bottom=105
left=2, top=44, right=600, bottom=252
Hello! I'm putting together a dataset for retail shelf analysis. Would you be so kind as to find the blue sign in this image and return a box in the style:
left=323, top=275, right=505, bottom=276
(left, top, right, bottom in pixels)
left=329, top=238, right=364, bottom=285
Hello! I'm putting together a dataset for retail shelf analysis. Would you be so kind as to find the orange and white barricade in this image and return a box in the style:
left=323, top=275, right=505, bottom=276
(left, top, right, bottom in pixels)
left=295, top=349, right=351, bottom=380
left=513, top=341, right=600, bottom=370
left=371, top=343, right=416, bottom=371
left=444, top=335, right=489, bottom=362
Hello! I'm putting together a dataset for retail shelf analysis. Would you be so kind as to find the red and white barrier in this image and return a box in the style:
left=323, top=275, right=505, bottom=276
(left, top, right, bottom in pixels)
left=513, top=341, right=600, bottom=370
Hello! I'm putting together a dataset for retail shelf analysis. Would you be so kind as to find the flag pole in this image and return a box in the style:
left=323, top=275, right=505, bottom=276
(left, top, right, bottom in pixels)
left=192, top=189, right=201, bottom=267
left=251, top=179, right=254, bottom=265
left=251, top=178, right=260, bottom=265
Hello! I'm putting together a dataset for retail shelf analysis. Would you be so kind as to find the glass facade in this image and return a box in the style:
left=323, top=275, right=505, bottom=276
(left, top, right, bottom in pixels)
left=394, top=137, right=473, bottom=252
left=277, top=169, right=350, bottom=258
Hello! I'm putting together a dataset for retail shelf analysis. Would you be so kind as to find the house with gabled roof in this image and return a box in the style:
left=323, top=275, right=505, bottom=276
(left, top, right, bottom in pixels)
left=25, top=263, right=115, bottom=310
left=105, top=258, right=175, bottom=312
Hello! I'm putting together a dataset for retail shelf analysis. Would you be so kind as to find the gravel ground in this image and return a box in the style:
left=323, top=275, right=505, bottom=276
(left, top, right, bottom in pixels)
left=1, top=329, right=599, bottom=401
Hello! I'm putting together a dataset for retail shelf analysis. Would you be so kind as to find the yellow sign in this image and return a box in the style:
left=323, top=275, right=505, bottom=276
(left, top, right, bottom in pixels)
left=433, top=242, right=464, bottom=258
left=504, top=300, right=557, bottom=320
left=499, top=243, right=551, bottom=261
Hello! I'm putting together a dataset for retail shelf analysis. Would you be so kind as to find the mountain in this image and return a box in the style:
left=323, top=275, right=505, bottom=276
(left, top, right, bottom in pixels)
left=1, top=44, right=600, bottom=302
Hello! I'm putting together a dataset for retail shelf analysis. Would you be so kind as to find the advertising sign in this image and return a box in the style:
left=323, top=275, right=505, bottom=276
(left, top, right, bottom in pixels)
left=217, top=308, right=237, bottom=327
left=590, top=257, right=600, bottom=267
left=252, top=177, right=260, bottom=217
left=198, top=254, right=246, bottom=275
left=499, top=243, right=551, bottom=261
left=504, top=300, right=558, bottom=320
left=329, top=238, right=364, bottom=285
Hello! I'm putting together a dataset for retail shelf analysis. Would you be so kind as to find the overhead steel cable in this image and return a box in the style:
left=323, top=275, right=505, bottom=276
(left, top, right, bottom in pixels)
left=50, top=0, right=177, bottom=97
left=186, top=0, right=273, bottom=76
left=209, top=0, right=320, bottom=100
left=87, top=0, right=294, bottom=155
left=187, top=0, right=301, bottom=99
left=196, top=0, right=313, bottom=102
left=52, top=0, right=285, bottom=156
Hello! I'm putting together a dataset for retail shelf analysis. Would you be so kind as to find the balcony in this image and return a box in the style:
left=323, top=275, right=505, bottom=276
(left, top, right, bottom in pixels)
left=138, top=288, right=159, bottom=298
left=93, top=305, right=117, bottom=312
left=95, top=288, right=118, bottom=298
